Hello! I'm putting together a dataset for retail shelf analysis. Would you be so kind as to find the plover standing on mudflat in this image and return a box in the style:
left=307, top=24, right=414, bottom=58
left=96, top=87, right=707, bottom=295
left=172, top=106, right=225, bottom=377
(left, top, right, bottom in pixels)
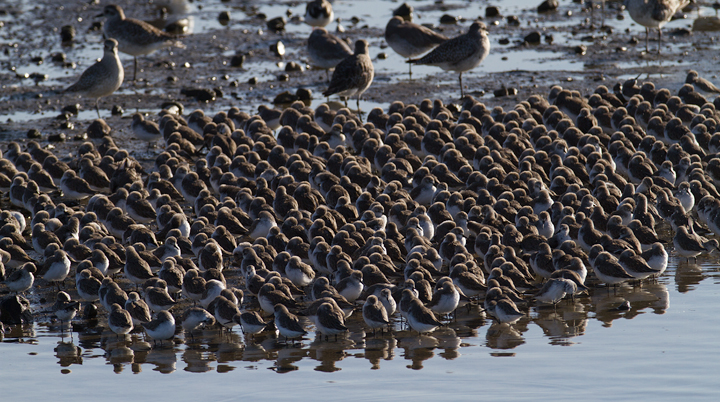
left=307, top=28, right=353, bottom=82
left=99, top=4, right=185, bottom=81
left=64, top=39, right=124, bottom=118
left=384, top=16, right=447, bottom=78
left=407, top=21, right=490, bottom=97
left=624, top=0, right=690, bottom=53
left=323, top=40, right=374, bottom=109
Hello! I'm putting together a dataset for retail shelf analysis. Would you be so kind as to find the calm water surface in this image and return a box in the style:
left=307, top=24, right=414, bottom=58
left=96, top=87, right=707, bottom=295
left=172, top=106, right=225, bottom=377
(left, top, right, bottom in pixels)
left=3, top=254, right=720, bottom=400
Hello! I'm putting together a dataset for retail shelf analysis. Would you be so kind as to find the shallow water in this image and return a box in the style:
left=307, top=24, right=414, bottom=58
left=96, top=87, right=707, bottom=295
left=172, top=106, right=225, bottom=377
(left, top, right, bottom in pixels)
left=3, top=253, right=720, bottom=400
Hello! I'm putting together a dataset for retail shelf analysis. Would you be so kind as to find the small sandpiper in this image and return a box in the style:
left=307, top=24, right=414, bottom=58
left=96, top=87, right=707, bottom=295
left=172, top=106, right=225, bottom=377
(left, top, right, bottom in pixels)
left=673, top=226, right=711, bottom=262
left=52, top=291, right=79, bottom=331
left=405, top=296, right=442, bottom=333
left=144, top=310, right=176, bottom=345
left=64, top=38, right=124, bottom=118
left=407, top=21, right=490, bottom=97
left=534, top=278, right=577, bottom=305
left=379, top=288, right=397, bottom=316
left=235, top=310, right=268, bottom=337
left=315, top=301, right=348, bottom=340
left=641, top=242, right=669, bottom=275
left=100, top=278, right=129, bottom=312
left=285, top=256, right=316, bottom=288
left=124, top=246, right=155, bottom=288
left=4, top=262, right=35, bottom=294
left=592, top=251, right=635, bottom=285
left=274, top=304, right=307, bottom=343
left=488, top=298, right=525, bottom=324
left=108, top=303, right=134, bottom=338
left=144, top=283, right=177, bottom=312
left=213, top=295, right=241, bottom=331
left=426, top=280, right=460, bottom=318
left=59, top=170, right=96, bottom=200
left=131, top=113, right=162, bottom=151
left=362, top=295, right=390, bottom=335
left=304, top=0, right=334, bottom=28
left=181, top=307, right=215, bottom=334
left=125, top=291, right=152, bottom=326
left=76, top=269, right=102, bottom=302
left=99, top=4, right=184, bottom=81
left=323, top=40, right=374, bottom=109
left=42, top=249, right=71, bottom=289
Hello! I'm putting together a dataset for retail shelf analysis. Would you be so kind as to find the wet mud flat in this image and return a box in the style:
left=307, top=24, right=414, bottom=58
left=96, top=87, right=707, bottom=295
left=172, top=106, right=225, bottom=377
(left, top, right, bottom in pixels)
left=0, top=0, right=717, bottom=150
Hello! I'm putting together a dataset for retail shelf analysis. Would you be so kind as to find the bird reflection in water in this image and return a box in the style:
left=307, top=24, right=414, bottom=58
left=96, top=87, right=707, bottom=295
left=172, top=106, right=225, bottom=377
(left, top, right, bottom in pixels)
left=182, top=348, right=213, bottom=373
left=485, top=322, right=526, bottom=350
left=216, top=338, right=244, bottom=365
left=533, top=299, right=588, bottom=345
left=272, top=343, right=307, bottom=374
left=145, top=347, right=178, bottom=374
left=308, top=336, right=349, bottom=372
left=363, top=336, right=397, bottom=370
left=675, top=260, right=705, bottom=293
left=55, top=340, right=83, bottom=368
left=591, top=282, right=670, bottom=327
left=397, top=332, right=439, bottom=370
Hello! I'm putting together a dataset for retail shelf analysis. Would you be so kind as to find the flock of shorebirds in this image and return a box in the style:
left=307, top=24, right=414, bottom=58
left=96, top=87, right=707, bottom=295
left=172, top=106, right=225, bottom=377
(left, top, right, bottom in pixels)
left=0, top=0, right=713, bottom=346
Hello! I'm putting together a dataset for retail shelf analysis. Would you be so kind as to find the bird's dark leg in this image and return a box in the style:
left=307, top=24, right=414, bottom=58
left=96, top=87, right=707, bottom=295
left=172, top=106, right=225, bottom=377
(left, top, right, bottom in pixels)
left=645, top=27, right=650, bottom=53
left=657, top=28, right=662, bottom=55
left=95, top=99, right=101, bottom=119
left=408, top=62, right=413, bottom=80
left=459, top=73, right=464, bottom=98
left=134, top=57, right=138, bottom=82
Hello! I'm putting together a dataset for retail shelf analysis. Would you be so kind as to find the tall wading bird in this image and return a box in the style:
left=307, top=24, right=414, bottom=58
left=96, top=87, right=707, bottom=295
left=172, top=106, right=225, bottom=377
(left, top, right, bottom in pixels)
left=384, top=16, right=447, bottom=79
left=64, top=39, right=124, bottom=118
left=323, top=40, right=374, bottom=110
left=407, top=21, right=490, bottom=98
left=307, top=28, right=353, bottom=82
left=98, top=4, right=185, bottom=82
left=624, top=0, right=690, bottom=53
